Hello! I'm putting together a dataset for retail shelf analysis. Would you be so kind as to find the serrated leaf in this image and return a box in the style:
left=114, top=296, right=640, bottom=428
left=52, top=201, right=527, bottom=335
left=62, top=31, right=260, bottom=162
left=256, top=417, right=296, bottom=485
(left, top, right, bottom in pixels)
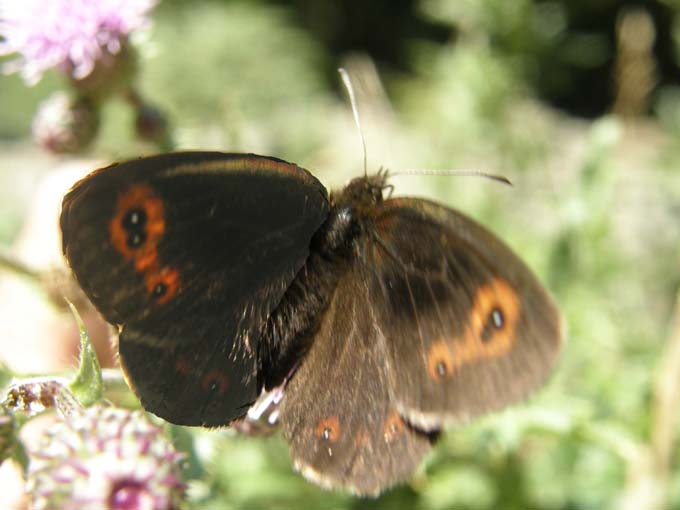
left=67, top=301, right=103, bottom=406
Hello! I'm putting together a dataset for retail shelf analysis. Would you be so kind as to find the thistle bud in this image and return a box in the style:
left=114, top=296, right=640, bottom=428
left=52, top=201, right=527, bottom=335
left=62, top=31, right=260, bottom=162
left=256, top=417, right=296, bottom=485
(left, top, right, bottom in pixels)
left=31, top=93, right=100, bottom=154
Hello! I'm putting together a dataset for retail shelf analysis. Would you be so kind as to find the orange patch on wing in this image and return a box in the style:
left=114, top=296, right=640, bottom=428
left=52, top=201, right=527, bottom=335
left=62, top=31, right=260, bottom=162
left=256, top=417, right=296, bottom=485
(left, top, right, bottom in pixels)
left=201, top=369, right=229, bottom=394
left=315, top=415, right=341, bottom=442
left=426, top=339, right=455, bottom=381
left=453, top=278, right=521, bottom=366
left=383, top=410, right=405, bottom=443
left=144, top=266, right=180, bottom=304
left=131, top=246, right=157, bottom=273
left=426, top=278, right=522, bottom=379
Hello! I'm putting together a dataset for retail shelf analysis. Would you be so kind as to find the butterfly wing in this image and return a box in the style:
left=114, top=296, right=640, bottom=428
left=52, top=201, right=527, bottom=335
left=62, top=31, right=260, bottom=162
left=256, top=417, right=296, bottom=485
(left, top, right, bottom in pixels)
left=61, top=152, right=329, bottom=426
left=362, top=197, right=563, bottom=430
left=279, top=270, right=432, bottom=496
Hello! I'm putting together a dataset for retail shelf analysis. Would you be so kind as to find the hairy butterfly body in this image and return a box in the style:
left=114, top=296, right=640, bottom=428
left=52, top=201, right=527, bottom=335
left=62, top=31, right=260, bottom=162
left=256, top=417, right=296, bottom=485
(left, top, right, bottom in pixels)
left=60, top=151, right=563, bottom=496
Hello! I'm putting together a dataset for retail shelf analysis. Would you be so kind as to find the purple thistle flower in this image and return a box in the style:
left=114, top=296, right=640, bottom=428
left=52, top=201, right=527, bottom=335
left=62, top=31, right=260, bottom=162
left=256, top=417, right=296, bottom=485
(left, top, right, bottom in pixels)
left=26, top=406, right=185, bottom=510
left=0, top=0, right=157, bottom=85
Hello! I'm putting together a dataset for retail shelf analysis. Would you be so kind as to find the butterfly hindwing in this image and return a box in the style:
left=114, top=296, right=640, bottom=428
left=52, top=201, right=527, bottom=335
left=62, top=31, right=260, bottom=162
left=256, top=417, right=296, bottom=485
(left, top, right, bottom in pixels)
left=362, top=198, right=563, bottom=430
left=61, top=152, right=329, bottom=425
left=279, top=270, right=432, bottom=496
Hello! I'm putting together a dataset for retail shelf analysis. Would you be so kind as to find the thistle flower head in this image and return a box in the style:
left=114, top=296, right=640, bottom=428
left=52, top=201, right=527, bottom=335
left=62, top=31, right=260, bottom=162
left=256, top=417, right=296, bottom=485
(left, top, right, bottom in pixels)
left=0, top=0, right=157, bottom=85
left=27, top=406, right=185, bottom=510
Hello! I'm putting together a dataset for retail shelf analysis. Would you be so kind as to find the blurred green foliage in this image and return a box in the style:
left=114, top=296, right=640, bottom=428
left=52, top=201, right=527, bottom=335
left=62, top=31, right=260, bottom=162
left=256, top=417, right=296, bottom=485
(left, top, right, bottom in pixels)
left=2, top=0, right=680, bottom=508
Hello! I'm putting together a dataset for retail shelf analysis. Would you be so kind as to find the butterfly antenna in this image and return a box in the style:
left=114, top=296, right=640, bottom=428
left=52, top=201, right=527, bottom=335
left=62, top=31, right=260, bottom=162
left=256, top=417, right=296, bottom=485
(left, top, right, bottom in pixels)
left=392, top=168, right=513, bottom=186
left=339, top=68, right=368, bottom=178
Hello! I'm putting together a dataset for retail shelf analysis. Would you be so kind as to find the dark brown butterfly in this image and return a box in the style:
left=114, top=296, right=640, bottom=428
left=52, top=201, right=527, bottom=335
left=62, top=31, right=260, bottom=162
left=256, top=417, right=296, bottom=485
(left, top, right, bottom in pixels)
left=60, top=151, right=563, bottom=496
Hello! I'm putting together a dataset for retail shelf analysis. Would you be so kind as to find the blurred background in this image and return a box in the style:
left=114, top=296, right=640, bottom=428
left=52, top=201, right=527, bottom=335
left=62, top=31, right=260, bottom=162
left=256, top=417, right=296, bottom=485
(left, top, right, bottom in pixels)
left=1, top=0, right=680, bottom=508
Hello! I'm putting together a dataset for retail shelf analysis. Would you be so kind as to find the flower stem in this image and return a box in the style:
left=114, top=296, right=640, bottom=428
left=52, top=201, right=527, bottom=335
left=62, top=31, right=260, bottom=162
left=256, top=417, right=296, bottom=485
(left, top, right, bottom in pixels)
left=650, top=290, right=680, bottom=488
left=0, top=246, right=39, bottom=281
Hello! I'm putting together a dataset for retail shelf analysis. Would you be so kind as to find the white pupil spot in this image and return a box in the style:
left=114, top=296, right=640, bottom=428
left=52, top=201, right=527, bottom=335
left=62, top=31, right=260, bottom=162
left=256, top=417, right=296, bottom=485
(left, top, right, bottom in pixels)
left=491, top=308, right=504, bottom=328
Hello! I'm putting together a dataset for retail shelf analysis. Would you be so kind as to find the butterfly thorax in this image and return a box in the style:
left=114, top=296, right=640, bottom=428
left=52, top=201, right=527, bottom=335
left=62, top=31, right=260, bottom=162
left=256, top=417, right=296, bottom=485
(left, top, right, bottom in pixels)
left=321, top=174, right=386, bottom=248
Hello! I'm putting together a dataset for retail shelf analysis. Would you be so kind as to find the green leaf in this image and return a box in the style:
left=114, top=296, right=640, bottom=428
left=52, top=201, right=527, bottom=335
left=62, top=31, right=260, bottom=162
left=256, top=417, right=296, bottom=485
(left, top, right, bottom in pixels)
left=66, top=301, right=103, bottom=406
left=0, top=361, right=14, bottom=393
left=10, top=437, right=28, bottom=475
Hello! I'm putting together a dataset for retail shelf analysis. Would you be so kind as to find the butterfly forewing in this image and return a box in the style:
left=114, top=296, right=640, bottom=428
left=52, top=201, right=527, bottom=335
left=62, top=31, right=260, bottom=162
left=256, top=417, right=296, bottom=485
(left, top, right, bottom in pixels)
left=362, top=198, right=563, bottom=430
left=61, top=152, right=329, bottom=426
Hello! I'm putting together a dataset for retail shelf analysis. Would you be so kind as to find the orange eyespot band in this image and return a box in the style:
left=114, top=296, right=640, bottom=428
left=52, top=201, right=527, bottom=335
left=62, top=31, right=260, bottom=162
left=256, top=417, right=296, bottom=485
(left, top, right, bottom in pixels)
left=427, top=278, right=521, bottom=381
left=110, top=184, right=181, bottom=304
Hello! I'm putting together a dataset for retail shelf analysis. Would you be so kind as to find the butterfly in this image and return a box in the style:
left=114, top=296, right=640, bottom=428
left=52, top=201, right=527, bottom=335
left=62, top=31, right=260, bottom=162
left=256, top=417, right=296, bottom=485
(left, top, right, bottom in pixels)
left=60, top=151, right=563, bottom=496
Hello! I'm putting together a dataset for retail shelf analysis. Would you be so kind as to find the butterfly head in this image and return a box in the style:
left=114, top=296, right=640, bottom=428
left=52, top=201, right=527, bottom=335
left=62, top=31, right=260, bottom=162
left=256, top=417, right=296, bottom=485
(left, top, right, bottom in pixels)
left=316, top=173, right=388, bottom=255
left=332, top=172, right=388, bottom=211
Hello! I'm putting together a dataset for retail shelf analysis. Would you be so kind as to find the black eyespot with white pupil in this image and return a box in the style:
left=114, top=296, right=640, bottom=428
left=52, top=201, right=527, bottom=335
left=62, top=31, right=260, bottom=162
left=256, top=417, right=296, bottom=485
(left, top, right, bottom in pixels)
left=122, top=208, right=147, bottom=230
left=481, top=307, right=505, bottom=343
left=126, top=231, right=147, bottom=248
left=122, top=208, right=148, bottom=249
left=153, top=283, right=167, bottom=298
left=315, top=416, right=340, bottom=442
